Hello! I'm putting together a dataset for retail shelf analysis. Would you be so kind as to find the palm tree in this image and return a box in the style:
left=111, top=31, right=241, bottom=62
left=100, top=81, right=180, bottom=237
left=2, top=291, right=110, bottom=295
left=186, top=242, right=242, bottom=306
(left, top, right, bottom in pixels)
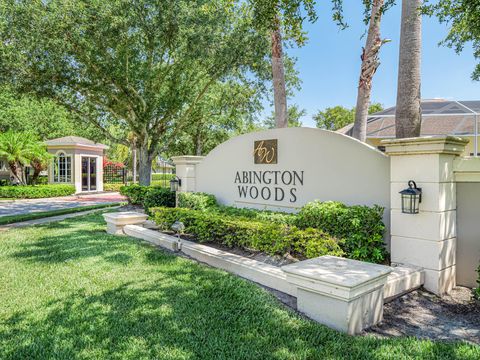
left=29, top=150, right=51, bottom=185
left=271, top=15, right=288, bottom=128
left=0, top=131, right=48, bottom=185
left=395, top=0, right=422, bottom=138
left=352, top=0, right=390, bottom=142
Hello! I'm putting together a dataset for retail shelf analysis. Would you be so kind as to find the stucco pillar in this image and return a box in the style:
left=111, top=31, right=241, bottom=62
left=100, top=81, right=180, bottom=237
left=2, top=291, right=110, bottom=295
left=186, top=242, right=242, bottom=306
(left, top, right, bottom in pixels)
left=383, top=136, right=468, bottom=296
left=171, top=156, right=205, bottom=193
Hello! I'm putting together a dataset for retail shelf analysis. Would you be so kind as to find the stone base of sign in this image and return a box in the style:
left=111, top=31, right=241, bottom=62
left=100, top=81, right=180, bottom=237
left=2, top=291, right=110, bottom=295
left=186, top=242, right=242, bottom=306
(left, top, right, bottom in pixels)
left=103, top=212, right=148, bottom=235
left=123, top=225, right=180, bottom=252
left=282, top=256, right=392, bottom=335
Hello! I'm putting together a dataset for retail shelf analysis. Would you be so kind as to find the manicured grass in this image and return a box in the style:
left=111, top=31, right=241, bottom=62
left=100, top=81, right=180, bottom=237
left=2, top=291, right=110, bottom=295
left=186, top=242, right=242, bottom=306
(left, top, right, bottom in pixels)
left=0, top=214, right=478, bottom=359
left=0, top=203, right=122, bottom=226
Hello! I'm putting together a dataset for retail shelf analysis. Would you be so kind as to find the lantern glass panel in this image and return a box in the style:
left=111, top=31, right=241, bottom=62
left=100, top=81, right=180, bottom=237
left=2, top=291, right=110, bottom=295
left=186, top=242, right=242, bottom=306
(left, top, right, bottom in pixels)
left=170, top=179, right=177, bottom=192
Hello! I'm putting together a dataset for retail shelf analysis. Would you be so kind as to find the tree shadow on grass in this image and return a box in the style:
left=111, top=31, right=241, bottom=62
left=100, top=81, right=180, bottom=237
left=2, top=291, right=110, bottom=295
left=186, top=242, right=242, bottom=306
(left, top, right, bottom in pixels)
left=2, top=214, right=478, bottom=359
left=1, top=265, right=478, bottom=360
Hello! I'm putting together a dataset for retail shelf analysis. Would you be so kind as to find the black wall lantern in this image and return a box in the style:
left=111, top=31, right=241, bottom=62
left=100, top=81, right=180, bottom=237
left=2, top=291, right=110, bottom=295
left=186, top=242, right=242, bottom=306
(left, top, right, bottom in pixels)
left=399, top=180, right=422, bottom=214
left=169, top=176, right=182, bottom=192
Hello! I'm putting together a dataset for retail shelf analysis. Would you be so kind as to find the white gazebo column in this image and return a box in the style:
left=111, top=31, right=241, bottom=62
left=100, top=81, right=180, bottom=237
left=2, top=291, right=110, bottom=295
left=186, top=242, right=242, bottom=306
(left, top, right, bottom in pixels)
left=383, top=136, right=469, bottom=296
left=171, top=156, right=205, bottom=193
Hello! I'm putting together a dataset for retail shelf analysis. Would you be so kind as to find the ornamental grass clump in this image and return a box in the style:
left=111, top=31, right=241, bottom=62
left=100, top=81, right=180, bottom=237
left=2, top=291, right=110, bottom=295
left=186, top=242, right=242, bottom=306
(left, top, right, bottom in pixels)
left=295, top=201, right=387, bottom=263
left=152, top=207, right=343, bottom=259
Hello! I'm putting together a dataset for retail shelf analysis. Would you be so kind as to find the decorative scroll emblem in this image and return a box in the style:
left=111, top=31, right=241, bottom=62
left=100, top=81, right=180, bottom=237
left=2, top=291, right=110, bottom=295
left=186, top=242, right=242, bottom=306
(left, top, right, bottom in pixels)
left=254, top=139, right=277, bottom=164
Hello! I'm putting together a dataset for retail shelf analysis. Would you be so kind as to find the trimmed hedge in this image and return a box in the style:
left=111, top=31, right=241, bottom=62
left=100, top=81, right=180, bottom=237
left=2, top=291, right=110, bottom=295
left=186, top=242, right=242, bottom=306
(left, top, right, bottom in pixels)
left=104, top=183, right=123, bottom=192
left=0, top=184, right=76, bottom=199
left=143, top=187, right=175, bottom=215
left=173, top=193, right=387, bottom=264
left=177, top=192, right=296, bottom=224
left=295, top=201, right=387, bottom=263
left=178, top=192, right=217, bottom=211
left=120, top=184, right=175, bottom=213
left=152, top=207, right=343, bottom=259
left=152, top=173, right=175, bottom=181
left=120, top=184, right=150, bottom=205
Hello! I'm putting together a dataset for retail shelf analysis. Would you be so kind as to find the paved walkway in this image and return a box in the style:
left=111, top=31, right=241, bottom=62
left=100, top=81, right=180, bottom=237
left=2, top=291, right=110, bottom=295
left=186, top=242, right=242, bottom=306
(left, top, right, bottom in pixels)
left=0, top=193, right=126, bottom=217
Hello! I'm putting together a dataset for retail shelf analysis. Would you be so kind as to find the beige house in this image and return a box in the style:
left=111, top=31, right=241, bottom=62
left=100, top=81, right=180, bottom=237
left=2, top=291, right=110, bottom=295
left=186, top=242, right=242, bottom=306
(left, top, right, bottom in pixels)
left=338, top=99, right=480, bottom=156
left=45, top=136, right=108, bottom=193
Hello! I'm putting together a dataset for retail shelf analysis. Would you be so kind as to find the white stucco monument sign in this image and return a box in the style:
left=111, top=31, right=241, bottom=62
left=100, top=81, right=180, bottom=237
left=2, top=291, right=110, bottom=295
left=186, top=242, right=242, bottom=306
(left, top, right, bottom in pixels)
left=192, top=128, right=391, bottom=214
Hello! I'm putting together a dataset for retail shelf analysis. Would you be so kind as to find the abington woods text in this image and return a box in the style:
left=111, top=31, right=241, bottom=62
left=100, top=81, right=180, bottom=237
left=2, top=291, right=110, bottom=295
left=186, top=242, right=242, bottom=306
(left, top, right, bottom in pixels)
left=234, top=170, right=304, bottom=203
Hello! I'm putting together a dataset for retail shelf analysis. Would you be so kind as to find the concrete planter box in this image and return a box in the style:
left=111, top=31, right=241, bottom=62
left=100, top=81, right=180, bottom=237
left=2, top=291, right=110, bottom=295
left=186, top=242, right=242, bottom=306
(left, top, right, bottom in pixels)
left=282, top=256, right=392, bottom=335
left=103, top=212, right=148, bottom=235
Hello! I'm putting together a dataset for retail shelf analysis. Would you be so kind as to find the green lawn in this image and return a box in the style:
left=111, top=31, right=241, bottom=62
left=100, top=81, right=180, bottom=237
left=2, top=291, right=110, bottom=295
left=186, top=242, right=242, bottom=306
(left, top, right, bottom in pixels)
left=0, top=214, right=478, bottom=360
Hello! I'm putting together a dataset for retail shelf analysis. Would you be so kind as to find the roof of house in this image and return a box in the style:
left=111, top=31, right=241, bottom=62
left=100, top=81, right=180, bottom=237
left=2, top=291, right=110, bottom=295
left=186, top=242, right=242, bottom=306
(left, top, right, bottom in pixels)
left=45, top=136, right=109, bottom=149
left=338, top=100, right=480, bottom=138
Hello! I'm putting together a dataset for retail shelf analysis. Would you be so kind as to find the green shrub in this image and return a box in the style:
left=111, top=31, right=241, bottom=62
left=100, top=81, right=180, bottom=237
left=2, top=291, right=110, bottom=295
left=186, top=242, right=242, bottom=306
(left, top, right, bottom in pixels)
left=0, top=184, right=75, bottom=199
left=104, top=183, right=123, bottom=192
left=143, top=187, right=176, bottom=215
left=217, top=205, right=297, bottom=225
left=119, top=184, right=150, bottom=205
left=152, top=207, right=343, bottom=259
left=152, top=173, right=175, bottom=181
left=295, top=201, right=387, bottom=263
left=178, top=192, right=217, bottom=211
left=474, top=264, right=480, bottom=300
left=120, top=184, right=176, bottom=211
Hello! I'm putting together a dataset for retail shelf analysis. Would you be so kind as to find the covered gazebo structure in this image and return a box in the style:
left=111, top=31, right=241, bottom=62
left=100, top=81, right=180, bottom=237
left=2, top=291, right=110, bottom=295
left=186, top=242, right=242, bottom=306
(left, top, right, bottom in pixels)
left=45, top=136, right=108, bottom=193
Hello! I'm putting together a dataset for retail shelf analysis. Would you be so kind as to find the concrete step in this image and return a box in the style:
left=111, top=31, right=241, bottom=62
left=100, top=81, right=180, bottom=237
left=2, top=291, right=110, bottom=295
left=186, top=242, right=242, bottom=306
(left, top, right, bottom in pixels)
left=384, top=264, right=425, bottom=302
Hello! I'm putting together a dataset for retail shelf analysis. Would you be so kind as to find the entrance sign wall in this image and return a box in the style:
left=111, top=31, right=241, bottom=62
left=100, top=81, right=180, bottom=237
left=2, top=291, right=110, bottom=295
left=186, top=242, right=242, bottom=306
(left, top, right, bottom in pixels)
left=194, top=128, right=391, bottom=216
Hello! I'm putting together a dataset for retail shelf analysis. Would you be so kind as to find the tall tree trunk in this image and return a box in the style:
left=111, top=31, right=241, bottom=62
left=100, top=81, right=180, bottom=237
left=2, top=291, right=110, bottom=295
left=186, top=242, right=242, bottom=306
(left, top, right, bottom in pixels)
left=138, top=145, right=152, bottom=186
left=353, top=0, right=386, bottom=142
left=132, top=147, right=137, bottom=184
left=8, top=161, right=24, bottom=185
left=395, top=0, right=422, bottom=138
left=271, top=17, right=288, bottom=128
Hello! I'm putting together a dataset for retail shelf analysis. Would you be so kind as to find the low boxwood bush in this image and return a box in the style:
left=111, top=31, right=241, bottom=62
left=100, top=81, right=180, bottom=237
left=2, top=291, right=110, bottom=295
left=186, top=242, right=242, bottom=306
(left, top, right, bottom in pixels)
left=295, top=201, right=386, bottom=263
left=177, top=192, right=296, bottom=224
left=143, top=187, right=175, bottom=215
left=104, top=183, right=123, bottom=192
left=152, top=173, right=175, bottom=182
left=178, top=192, right=217, bottom=211
left=120, top=184, right=175, bottom=213
left=0, top=184, right=75, bottom=199
left=152, top=207, right=343, bottom=259
left=120, top=184, right=150, bottom=205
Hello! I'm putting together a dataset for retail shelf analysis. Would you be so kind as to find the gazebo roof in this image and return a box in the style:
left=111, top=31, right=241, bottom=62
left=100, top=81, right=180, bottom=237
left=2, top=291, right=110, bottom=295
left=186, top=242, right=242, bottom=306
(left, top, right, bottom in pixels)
left=45, top=136, right=109, bottom=150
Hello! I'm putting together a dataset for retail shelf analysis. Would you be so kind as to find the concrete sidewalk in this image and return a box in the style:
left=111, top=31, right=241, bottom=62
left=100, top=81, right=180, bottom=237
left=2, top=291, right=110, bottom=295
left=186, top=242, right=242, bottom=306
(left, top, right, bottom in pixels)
left=0, top=192, right=126, bottom=217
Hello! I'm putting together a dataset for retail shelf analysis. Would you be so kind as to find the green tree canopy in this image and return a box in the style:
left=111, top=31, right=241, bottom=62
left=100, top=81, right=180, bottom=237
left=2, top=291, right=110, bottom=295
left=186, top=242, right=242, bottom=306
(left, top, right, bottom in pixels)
left=0, top=87, right=103, bottom=141
left=424, top=0, right=480, bottom=80
left=0, top=0, right=273, bottom=185
left=313, top=103, right=383, bottom=131
left=264, top=104, right=306, bottom=128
